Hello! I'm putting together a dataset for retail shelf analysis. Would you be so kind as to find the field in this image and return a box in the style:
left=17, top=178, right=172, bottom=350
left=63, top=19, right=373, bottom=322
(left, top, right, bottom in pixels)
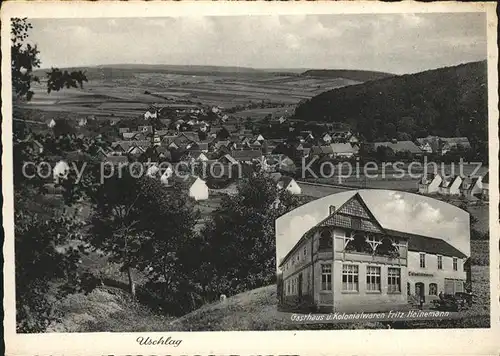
left=21, top=70, right=362, bottom=120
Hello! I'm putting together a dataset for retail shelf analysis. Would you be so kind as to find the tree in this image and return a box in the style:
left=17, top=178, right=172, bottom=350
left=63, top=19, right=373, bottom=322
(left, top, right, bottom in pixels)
left=87, top=173, right=199, bottom=299
left=11, top=18, right=87, bottom=102
left=200, top=174, right=302, bottom=297
left=216, top=127, right=230, bottom=140
left=12, top=18, right=90, bottom=332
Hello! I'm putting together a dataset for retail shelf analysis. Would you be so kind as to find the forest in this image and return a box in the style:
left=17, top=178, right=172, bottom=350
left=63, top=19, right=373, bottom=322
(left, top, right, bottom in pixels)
left=294, top=61, right=488, bottom=146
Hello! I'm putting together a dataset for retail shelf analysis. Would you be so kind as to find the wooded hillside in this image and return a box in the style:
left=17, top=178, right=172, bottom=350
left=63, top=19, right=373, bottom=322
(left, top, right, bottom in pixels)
left=294, top=61, right=488, bottom=143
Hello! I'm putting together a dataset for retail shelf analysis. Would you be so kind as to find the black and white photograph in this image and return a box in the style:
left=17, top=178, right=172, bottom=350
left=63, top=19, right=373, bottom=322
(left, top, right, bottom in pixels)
left=3, top=1, right=499, bottom=355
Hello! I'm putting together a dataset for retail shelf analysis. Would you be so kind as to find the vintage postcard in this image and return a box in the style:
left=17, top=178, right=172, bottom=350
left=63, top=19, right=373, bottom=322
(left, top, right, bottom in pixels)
left=2, top=1, right=499, bottom=355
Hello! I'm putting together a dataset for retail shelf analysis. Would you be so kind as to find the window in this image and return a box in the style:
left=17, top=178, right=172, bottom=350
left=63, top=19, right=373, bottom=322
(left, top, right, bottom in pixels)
left=453, top=257, right=458, bottom=271
left=366, top=266, right=381, bottom=291
left=321, top=264, right=332, bottom=290
left=407, top=282, right=411, bottom=296
left=287, top=280, right=290, bottom=295
left=351, top=217, right=361, bottom=230
left=303, top=246, right=307, bottom=257
left=419, top=253, right=426, bottom=268
left=342, top=264, right=359, bottom=291
left=307, top=271, right=311, bottom=292
left=319, top=229, right=333, bottom=249
left=429, top=283, right=438, bottom=296
left=437, top=255, right=443, bottom=270
left=388, top=268, right=401, bottom=293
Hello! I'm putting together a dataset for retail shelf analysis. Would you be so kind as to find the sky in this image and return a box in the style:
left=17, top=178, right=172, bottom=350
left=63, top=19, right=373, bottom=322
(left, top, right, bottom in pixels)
left=275, top=190, right=470, bottom=269
left=28, top=13, right=487, bottom=75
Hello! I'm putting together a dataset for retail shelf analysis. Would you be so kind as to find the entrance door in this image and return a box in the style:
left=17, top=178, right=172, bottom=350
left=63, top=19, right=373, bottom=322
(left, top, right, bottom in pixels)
left=298, top=273, right=303, bottom=301
left=415, top=282, right=425, bottom=301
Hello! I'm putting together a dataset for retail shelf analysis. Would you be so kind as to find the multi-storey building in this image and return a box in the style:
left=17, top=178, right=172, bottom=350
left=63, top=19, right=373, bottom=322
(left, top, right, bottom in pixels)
left=278, top=193, right=469, bottom=313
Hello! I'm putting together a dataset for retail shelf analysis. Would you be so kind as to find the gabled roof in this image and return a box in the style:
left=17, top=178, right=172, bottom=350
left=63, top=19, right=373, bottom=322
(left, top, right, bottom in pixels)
left=103, top=155, right=129, bottom=165
left=220, top=154, right=238, bottom=165
left=171, top=175, right=204, bottom=189
left=230, top=149, right=263, bottom=161
left=482, top=172, right=489, bottom=184
left=439, top=175, right=461, bottom=188
left=420, top=173, right=440, bottom=184
left=440, top=137, right=471, bottom=147
left=123, top=132, right=137, bottom=139
left=385, top=229, right=467, bottom=259
left=330, top=143, right=359, bottom=154
left=373, top=141, right=423, bottom=154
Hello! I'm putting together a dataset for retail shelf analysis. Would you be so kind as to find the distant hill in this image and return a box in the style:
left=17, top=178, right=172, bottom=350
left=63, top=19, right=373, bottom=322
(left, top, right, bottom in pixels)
left=33, top=64, right=271, bottom=81
left=301, top=69, right=394, bottom=82
left=293, top=61, right=488, bottom=142
left=34, top=65, right=393, bottom=81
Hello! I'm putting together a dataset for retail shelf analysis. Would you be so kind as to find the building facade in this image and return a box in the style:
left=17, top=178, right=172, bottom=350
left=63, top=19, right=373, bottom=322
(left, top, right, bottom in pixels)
left=278, top=193, right=469, bottom=313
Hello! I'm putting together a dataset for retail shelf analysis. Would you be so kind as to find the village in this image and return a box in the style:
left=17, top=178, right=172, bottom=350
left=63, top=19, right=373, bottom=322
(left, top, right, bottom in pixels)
left=27, top=102, right=489, bottom=208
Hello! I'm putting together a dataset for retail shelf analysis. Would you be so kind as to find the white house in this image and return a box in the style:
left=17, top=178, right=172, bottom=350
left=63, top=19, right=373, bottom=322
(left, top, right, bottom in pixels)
left=459, top=176, right=483, bottom=199
left=276, top=176, right=302, bottom=195
left=330, top=143, right=359, bottom=158
left=47, top=119, right=56, bottom=128
left=53, top=160, right=70, bottom=184
left=78, top=118, right=88, bottom=127
left=349, top=135, right=359, bottom=144
left=481, top=172, right=489, bottom=201
left=418, top=174, right=443, bottom=194
left=254, top=134, right=265, bottom=142
left=322, top=133, right=333, bottom=144
left=439, top=176, right=462, bottom=195
left=160, top=166, right=174, bottom=185
left=146, top=163, right=160, bottom=178
left=173, top=175, right=209, bottom=201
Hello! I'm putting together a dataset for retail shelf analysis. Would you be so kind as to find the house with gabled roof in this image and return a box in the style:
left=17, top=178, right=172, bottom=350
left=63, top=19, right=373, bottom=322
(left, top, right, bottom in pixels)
left=46, top=119, right=56, bottom=128
left=418, top=174, right=443, bottom=194
left=481, top=172, right=489, bottom=201
left=122, top=132, right=137, bottom=140
left=219, top=154, right=238, bottom=165
left=271, top=174, right=301, bottom=195
left=230, top=149, right=263, bottom=164
left=459, top=176, right=483, bottom=199
left=440, top=137, right=471, bottom=155
left=138, top=125, right=153, bottom=134
left=373, top=140, right=423, bottom=155
left=169, top=175, right=209, bottom=201
left=330, top=143, right=359, bottom=158
left=278, top=192, right=469, bottom=312
left=439, top=176, right=462, bottom=195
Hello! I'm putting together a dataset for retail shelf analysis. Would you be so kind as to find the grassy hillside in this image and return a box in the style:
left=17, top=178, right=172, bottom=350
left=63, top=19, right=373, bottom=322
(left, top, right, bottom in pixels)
left=294, top=61, right=488, bottom=142
left=301, top=69, right=393, bottom=82
left=49, top=261, right=489, bottom=331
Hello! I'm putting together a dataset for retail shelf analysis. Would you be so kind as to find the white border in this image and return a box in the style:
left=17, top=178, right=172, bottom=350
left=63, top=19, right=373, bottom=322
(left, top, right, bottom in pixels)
left=2, top=2, right=498, bottom=355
